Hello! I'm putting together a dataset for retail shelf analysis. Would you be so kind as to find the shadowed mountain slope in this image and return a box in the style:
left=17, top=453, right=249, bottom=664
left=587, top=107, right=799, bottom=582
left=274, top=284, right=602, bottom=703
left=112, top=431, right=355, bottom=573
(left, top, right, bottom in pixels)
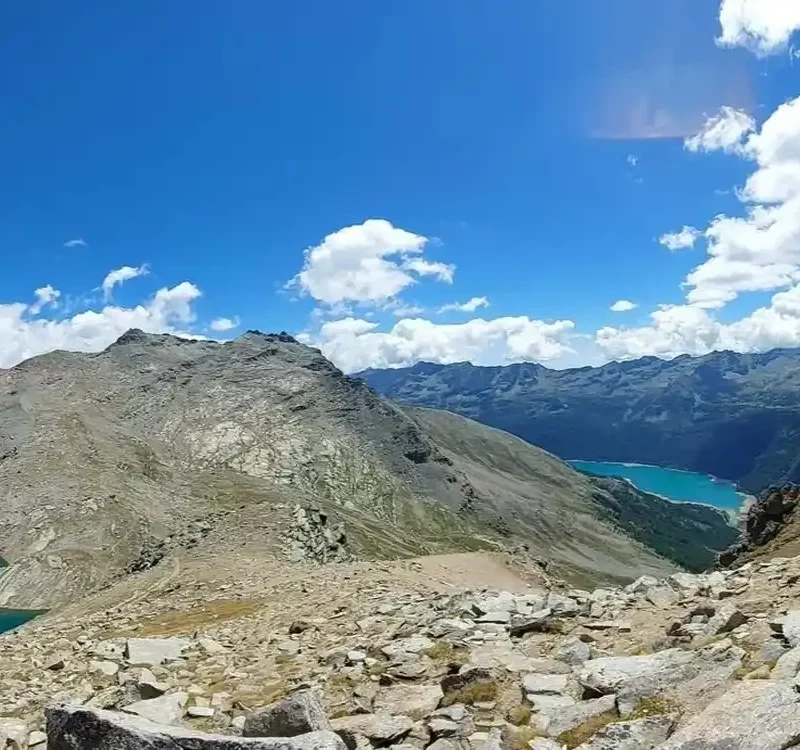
left=359, top=349, right=800, bottom=493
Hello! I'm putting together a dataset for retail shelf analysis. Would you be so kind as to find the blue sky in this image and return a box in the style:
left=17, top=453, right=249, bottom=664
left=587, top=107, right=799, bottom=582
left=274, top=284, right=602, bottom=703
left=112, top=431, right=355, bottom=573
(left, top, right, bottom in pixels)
left=2, top=0, right=800, bottom=371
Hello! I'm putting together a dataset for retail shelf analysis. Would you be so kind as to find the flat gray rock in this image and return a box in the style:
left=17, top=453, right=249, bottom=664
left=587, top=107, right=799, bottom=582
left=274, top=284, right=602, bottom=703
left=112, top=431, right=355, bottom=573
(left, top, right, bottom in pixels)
left=659, top=680, right=800, bottom=749
left=776, top=610, right=800, bottom=647
left=578, top=649, right=699, bottom=696
left=374, top=683, right=443, bottom=720
left=522, top=673, right=572, bottom=696
left=574, top=715, right=675, bottom=749
left=244, top=691, right=331, bottom=738
left=541, top=694, right=616, bottom=737
left=125, top=637, right=189, bottom=666
left=122, top=691, right=187, bottom=725
left=46, top=704, right=347, bottom=750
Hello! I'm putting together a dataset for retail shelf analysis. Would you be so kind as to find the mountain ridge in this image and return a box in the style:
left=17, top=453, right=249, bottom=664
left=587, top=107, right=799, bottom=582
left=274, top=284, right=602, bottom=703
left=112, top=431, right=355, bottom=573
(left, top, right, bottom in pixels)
left=0, top=328, right=734, bottom=610
left=357, top=347, right=800, bottom=493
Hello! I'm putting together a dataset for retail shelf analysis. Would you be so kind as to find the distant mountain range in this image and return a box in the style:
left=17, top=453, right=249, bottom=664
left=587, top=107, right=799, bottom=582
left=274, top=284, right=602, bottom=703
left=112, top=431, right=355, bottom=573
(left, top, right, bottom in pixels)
left=358, top=348, right=800, bottom=494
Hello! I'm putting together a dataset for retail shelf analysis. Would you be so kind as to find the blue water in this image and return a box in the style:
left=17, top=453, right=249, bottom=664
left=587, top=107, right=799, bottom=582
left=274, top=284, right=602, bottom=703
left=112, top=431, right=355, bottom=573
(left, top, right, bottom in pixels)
left=0, top=609, right=41, bottom=633
left=0, top=559, right=43, bottom=634
left=568, top=460, right=745, bottom=512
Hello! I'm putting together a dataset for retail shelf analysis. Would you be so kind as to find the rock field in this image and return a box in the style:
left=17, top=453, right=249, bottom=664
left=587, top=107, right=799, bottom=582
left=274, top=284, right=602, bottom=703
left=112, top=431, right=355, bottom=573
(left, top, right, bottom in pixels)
left=2, top=551, right=800, bottom=748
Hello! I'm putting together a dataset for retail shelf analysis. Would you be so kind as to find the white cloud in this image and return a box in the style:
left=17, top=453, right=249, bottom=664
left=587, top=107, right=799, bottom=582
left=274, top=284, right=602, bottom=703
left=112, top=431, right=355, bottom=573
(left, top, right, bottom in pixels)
left=439, top=296, right=490, bottom=314
left=660, top=226, right=701, bottom=251
left=596, top=284, right=800, bottom=361
left=29, top=285, right=61, bottom=315
left=210, top=316, right=240, bottom=332
left=684, top=107, right=755, bottom=154
left=0, top=276, right=201, bottom=369
left=627, top=154, right=639, bottom=167
left=63, top=238, right=87, bottom=248
left=102, top=264, right=149, bottom=299
left=681, top=96, right=800, bottom=309
left=289, top=219, right=453, bottom=305
left=718, top=0, right=800, bottom=55
left=402, top=258, right=455, bottom=283
left=610, top=299, right=637, bottom=313
left=386, top=302, right=426, bottom=317
left=309, top=315, right=575, bottom=373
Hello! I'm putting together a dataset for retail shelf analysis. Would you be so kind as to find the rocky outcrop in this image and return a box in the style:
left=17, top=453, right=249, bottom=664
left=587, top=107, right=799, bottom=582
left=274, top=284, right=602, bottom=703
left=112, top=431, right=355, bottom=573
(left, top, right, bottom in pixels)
left=720, top=484, right=800, bottom=566
left=285, top=507, right=349, bottom=564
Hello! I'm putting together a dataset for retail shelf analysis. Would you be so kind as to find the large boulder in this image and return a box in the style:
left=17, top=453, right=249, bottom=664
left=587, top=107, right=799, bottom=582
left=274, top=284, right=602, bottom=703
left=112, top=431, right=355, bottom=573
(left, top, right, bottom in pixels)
left=659, top=681, right=800, bottom=749
left=46, top=704, right=347, bottom=750
left=243, top=691, right=331, bottom=738
left=574, top=715, right=674, bottom=749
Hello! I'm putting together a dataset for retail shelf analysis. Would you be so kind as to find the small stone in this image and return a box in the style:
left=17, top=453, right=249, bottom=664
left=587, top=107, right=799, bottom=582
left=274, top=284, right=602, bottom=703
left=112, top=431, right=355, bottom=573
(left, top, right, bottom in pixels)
left=347, top=650, right=367, bottom=665
left=521, top=673, right=572, bottom=696
left=45, top=655, right=66, bottom=671
left=28, top=730, right=47, bottom=747
left=89, top=660, right=120, bottom=677
left=197, top=637, right=226, bottom=655
left=187, top=705, right=216, bottom=718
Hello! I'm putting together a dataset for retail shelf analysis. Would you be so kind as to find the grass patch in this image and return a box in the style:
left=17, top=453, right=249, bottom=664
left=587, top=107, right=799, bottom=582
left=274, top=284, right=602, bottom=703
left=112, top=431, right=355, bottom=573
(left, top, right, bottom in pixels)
left=441, top=680, right=499, bottom=707
left=506, top=705, right=533, bottom=726
left=556, top=712, right=618, bottom=749
left=505, top=726, right=543, bottom=750
left=424, top=641, right=469, bottom=668
left=628, top=696, right=680, bottom=719
left=135, top=599, right=264, bottom=636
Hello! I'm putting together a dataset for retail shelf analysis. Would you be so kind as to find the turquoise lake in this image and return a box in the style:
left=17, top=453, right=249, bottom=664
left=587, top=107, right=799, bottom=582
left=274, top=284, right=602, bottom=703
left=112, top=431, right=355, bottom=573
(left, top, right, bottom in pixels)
left=0, top=608, right=41, bottom=634
left=568, top=460, right=746, bottom=512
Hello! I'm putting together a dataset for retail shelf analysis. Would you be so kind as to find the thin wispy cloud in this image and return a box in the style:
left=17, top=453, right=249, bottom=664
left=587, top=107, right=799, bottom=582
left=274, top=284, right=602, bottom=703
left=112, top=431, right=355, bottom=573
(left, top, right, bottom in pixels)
left=64, top=238, right=87, bottom=248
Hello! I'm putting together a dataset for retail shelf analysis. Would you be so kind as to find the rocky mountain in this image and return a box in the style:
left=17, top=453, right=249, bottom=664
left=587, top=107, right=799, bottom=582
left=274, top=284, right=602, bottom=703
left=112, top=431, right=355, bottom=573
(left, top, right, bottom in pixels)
left=358, top=348, right=800, bottom=493
left=721, top=484, right=800, bottom=567
left=6, top=547, right=800, bottom=749
left=0, top=329, right=732, bottom=610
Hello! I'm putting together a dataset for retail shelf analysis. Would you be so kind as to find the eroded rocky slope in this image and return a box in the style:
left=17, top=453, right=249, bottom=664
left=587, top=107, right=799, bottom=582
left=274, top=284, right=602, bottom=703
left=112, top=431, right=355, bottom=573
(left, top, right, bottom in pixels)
left=0, top=330, right=696, bottom=609
left=4, top=550, right=800, bottom=749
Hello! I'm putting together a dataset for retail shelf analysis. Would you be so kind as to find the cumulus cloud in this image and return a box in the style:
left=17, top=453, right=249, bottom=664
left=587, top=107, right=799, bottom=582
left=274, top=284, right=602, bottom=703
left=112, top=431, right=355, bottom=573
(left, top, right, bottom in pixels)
left=684, top=107, right=755, bottom=154
left=102, top=264, right=149, bottom=299
left=718, top=0, right=800, bottom=55
left=439, top=297, right=490, bottom=314
left=0, top=277, right=201, bottom=369
left=63, top=238, right=87, bottom=248
left=596, top=284, right=800, bottom=361
left=610, top=300, right=637, bottom=313
left=660, top=227, right=701, bottom=251
left=288, top=219, right=454, bottom=305
left=680, top=97, right=800, bottom=309
left=210, top=316, right=240, bottom=332
left=306, top=315, right=575, bottom=373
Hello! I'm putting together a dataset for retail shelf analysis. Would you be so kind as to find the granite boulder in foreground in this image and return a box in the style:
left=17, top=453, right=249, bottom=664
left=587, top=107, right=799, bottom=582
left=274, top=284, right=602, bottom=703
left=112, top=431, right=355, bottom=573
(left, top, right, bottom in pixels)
left=46, top=705, right=347, bottom=750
